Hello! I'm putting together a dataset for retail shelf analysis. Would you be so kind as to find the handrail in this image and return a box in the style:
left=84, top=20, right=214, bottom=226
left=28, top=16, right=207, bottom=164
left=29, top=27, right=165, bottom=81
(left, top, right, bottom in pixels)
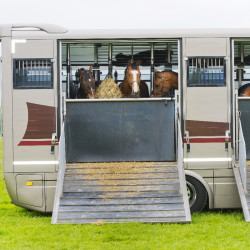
left=238, top=118, right=247, bottom=192
left=177, top=119, right=191, bottom=221
left=51, top=123, right=66, bottom=224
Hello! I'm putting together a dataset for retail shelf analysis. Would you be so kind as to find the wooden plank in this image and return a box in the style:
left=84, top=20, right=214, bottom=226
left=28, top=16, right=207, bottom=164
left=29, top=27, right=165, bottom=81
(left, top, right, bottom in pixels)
left=65, top=167, right=178, bottom=174
left=59, top=197, right=184, bottom=206
left=63, top=178, right=179, bottom=186
left=58, top=203, right=185, bottom=212
left=64, top=172, right=179, bottom=180
left=56, top=217, right=188, bottom=224
left=62, top=191, right=181, bottom=199
left=63, top=184, right=180, bottom=193
left=66, top=162, right=177, bottom=169
left=57, top=210, right=186, bottom=219
left=66, top=165, right=178, bottom=170
left=65, top=170, right=178, bottom=176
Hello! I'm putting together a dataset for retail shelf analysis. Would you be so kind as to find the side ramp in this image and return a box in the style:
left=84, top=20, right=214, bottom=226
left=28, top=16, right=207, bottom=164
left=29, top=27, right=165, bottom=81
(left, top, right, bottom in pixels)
left=52, top=119, right=191, bottom=224
left=234, top=118, right=250, bottom=222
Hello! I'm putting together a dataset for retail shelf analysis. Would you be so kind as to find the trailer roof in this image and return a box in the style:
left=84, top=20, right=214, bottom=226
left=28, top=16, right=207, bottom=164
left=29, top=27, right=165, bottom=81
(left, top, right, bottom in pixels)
left=1, top=24, right=250, bottom=39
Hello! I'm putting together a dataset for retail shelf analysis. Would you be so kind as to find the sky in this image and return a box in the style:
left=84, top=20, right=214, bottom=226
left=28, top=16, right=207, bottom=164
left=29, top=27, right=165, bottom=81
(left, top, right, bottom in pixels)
left=0, top=0, right=250, bottom=30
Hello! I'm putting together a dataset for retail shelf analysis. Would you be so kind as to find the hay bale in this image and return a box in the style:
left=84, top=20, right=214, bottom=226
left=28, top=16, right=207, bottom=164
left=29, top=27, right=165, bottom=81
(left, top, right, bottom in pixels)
left=96, top=78, right=123, bottom=99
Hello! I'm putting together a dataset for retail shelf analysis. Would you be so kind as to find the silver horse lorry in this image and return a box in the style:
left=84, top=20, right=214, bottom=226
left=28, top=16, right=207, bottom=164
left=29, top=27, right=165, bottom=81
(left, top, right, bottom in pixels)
left=1, top=24, right=250, bottom=223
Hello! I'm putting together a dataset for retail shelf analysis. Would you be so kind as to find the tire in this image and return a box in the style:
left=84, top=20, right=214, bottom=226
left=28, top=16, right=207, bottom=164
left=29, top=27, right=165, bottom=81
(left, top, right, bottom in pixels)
left=186, top=175, right=208, bottom=213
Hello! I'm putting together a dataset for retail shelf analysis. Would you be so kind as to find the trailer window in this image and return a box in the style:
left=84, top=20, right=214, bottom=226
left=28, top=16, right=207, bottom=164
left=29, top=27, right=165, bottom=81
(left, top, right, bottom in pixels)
left=188, top=57, right=225, bottom=87
left=234, top=41, right=250, bottom=81
left=13, top=59, right=53, bottom=89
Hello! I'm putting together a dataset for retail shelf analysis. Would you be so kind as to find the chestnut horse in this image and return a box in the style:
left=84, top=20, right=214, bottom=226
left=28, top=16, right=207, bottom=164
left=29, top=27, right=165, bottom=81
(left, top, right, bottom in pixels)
left=76, top=67, right=96, bottom=99
left=238, top=83, right=250, bottom=97
left=119, top=60, right=149, bottom=98
left=153, top=69, right=178, bottom=97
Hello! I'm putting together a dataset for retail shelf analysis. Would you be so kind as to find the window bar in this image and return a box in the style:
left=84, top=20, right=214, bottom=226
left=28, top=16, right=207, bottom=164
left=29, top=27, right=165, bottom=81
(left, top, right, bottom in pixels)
left=36, top=60, right=38, bottom=87
left=17, top=61, right=19, bottom=87
left=41, top=60, right=44, bottom=85
left=26, top=60, right=28, bottom=85
left=212, top=58, right=214, bottom=85
left=203, top=58, right=205, bottom=85
left=22, top=61, right=25, bottom=86
left=219, top=59, right=221, bottom=84
left=37, top=60, right=39, bottom=86
left=45, top=60, right=48, bottom=84
left=150, top=43, right=154, bottom=94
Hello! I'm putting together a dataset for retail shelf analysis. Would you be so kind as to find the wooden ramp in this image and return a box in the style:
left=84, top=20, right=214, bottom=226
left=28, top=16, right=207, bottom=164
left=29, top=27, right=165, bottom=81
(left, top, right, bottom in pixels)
left=52, top=162, right=191, bottom=224
left=234, top=161, right=250, bottom=222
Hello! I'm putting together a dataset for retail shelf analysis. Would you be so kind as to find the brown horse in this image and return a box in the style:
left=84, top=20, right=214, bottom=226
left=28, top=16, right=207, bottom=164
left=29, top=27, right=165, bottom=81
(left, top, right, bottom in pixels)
left=119, top=60, right=149, bottom=98
left=76, top=67, right=96, bottom=99
left=153, top=69, right=178, bottom=97
left=238, top=83, right=250, bottom=97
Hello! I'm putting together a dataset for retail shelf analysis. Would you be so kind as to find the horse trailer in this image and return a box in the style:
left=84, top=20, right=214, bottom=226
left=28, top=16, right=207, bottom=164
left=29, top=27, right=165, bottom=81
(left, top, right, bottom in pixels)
left=1, top=24, right=250, bottom=223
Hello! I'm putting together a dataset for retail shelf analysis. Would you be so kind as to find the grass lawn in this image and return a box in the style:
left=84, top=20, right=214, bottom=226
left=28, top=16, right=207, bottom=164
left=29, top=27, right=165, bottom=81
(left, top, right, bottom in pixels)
left=0, top=141, right=250, bottom=249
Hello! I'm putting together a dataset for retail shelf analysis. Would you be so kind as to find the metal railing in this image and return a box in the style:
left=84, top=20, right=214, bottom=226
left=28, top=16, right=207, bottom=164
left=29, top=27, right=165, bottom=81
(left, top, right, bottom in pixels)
left=238, top=118, right=247, bottom=191
left=51, top=124, right=66, bottom=224
left=177, top=119, right=191, bottom=221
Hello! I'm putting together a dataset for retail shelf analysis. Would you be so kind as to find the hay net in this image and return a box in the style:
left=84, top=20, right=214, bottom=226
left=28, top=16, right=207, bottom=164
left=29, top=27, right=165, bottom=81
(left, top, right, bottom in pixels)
left=96, top=78, right=123, bottom=99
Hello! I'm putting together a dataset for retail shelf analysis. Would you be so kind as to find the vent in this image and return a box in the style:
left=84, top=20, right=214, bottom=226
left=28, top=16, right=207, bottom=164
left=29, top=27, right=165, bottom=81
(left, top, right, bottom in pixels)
left=13, top=59, right=53, bottom=89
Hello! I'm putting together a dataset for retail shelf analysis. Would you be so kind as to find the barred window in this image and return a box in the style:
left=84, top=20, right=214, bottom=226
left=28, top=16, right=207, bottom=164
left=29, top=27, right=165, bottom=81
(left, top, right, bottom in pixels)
left=188, top=57, right=225, bottom=87
left=13, top=59, right=53, bottom=89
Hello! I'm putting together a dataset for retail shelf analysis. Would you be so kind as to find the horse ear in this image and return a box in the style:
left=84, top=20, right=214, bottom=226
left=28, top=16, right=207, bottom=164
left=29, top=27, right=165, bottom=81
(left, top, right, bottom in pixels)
left=154, top=68, right=158, bottom=73
left=128, top=60, right=131, bottom=68
left=136, top=60, right=140, bottom=67
left=89, top=66, right=93, bottom=73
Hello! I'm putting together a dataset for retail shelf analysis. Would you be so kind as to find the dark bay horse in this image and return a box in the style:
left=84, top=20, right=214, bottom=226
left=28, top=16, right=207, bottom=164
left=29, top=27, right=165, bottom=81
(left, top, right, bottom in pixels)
left=238, top=83, right=250, bottom=97
left=153, top=69, right=178, bottom=97
left=119, top=60, right=149, bottom=98
left=76, top=67, right=96, bottom=99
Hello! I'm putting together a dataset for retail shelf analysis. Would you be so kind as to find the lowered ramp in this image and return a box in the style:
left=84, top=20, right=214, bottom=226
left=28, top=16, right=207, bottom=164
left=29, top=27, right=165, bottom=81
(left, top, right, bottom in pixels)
left=52, top=162, right=191, bottom=224
left=234, top=165, right=250, bottom=222
left=52, top=99, right=191, bottom=224
left=234, top=117, right=250, bottom=222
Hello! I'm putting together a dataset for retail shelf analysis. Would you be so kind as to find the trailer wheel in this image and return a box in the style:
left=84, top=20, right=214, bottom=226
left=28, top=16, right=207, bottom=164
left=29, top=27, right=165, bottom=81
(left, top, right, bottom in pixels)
left=186, top=175, right=207, bottom=213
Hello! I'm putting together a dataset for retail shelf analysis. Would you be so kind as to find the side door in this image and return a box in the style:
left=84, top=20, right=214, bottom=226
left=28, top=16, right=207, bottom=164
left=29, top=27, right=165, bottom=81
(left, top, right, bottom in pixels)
left=12, top=39, right=58, bottom=173
left=183, top=38, right=231, bottom=169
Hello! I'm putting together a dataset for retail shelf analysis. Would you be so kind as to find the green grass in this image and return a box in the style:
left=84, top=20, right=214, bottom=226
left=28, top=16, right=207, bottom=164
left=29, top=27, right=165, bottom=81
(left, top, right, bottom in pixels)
left=0, top=141, right=250, bottom=249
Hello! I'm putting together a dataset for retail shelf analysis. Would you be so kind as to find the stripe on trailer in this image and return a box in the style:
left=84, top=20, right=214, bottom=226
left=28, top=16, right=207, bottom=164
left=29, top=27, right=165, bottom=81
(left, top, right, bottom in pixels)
left=13, top=161, right=59, bottom=165
left=183, top=158, right=232, bottom=162
left=18, top=140, right=59, bottom=146
left=184, top=138, right=231, bottom=143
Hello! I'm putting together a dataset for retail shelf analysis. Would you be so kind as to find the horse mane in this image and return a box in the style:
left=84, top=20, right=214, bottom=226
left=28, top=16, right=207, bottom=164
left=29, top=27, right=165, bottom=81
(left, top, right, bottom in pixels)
left=160, top=70, right=178, bottom=75
left=238, top=83, right=250, bottom=96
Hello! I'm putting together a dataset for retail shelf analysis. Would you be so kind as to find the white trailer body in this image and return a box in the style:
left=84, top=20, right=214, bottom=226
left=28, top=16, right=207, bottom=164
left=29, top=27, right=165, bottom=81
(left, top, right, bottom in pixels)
left=1, top=25, right=250, bottom=222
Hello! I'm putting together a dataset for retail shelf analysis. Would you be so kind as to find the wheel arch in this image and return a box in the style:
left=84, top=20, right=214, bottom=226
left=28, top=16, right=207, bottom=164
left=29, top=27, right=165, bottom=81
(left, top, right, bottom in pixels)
left=184, top=170, right=214, bottom=209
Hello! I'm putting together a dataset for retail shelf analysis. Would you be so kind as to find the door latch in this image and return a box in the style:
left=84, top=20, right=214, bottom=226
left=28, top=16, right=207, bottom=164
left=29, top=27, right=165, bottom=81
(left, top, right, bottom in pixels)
left=51, top=133, right=57, bottom=154
left=185, top=131, right=190, bottom=153
left=225, top=130, right=230, bottom=151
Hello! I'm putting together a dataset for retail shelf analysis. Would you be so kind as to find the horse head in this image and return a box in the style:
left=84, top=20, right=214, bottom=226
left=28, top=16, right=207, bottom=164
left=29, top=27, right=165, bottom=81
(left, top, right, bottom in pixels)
left=153, top=69, right=178, bottom=97
left=239, top=83, right=250, bottom=97
left=125, top=60, right=141, bottom=97
left=76, top=67, right=96, bottom=99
